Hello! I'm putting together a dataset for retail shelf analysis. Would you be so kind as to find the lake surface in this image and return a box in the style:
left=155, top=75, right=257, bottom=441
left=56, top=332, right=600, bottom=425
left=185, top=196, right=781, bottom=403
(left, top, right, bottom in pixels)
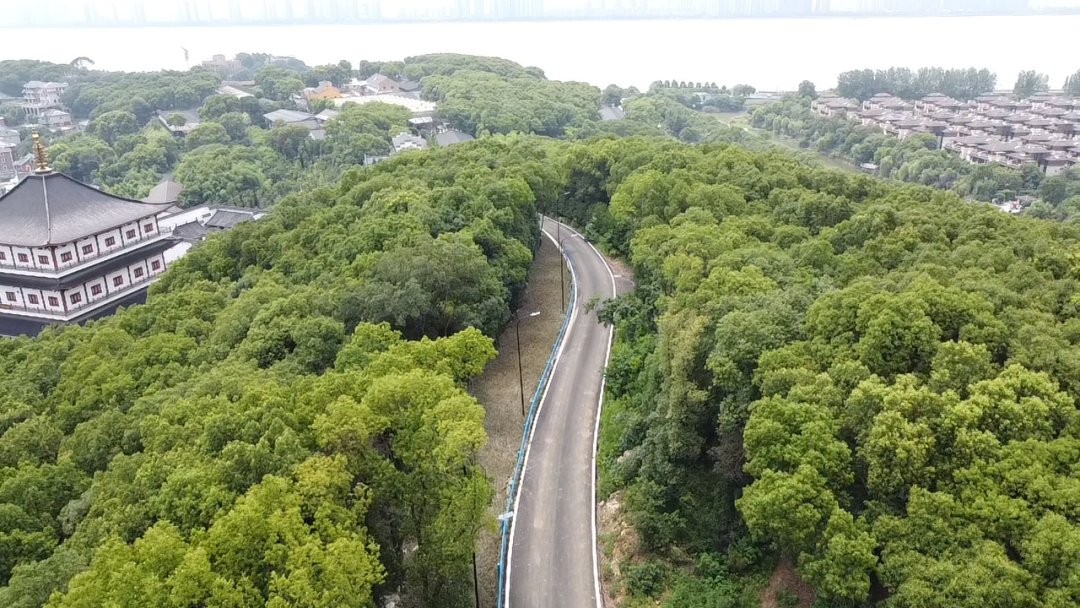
left=2, top=15, right=1078, bottom=91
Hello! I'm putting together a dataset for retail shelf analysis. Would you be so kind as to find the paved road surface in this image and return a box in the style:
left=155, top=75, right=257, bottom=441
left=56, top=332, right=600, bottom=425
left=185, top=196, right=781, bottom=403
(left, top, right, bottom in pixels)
left=506, top=217, right=631, bottom=608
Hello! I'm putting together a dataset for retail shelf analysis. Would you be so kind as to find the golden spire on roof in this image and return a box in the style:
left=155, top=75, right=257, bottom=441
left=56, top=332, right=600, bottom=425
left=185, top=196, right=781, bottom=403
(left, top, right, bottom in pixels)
left=32, top=130, right=52, bottom=174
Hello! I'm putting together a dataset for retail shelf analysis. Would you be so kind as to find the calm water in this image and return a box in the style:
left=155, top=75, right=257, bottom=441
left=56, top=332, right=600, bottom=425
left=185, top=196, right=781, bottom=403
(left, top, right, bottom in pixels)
left=2, top=16, right=1078, bottom=91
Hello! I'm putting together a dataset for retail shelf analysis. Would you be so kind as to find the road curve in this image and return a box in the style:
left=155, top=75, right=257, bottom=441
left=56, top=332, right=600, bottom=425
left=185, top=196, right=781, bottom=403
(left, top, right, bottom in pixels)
left=506, top=217, right=631, bottom=608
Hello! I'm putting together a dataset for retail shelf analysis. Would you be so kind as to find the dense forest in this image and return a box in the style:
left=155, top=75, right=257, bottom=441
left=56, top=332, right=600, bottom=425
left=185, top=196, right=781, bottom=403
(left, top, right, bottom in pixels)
left=0, top=136, right=556, bottom=607
left=3, top=53, right=1080, bottom=608
left=540, top=137, right=1080, bottom=607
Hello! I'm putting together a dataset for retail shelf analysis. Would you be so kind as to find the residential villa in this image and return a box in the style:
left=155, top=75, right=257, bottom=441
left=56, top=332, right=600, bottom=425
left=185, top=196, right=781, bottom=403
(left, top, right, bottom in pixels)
left=22, top=81, right=67, bottom=119
left=392, top=133, right=428, bottom=153
left=353, top=74, right=401, bottom=96
left=39, top=108, right=74, bottom=132
left=814, top=91, right=1079, bottom=176
left=201, top=54, right=242, bottom=74
left=303, top=81, right=342, bottom=102
left=262, top=109, right=325, bottom=140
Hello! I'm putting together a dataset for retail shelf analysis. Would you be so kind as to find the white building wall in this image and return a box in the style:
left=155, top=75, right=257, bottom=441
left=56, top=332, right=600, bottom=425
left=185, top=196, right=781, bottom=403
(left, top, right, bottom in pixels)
left=75, top=236, right=97, bottom=262
left=1, top=283, right=24, bottom=308
left=55, top=242, right=78, bottom=268
left=41, top=289, right=64, bottom=314
left=141, top=215, right=160, bottom=236
left=22, top=288, right=45, bottom=311
left=163, top=242, right=191, bottom=265
left=119, top=221, right=141, bottom=247
left=86, top=276, right=108, bottom=303
left=96, top=228, right=124, bottom=256
left=66, top=283, right=89, bottom=311
left=11, top=246, right=33, bottom=269
left=104, top=267, right=132, bottom=295
left=158, top=207, right=212, bottom=231
left=30, top=247, right=54, bottom=270
left=128, top=259, right=150, bottom=283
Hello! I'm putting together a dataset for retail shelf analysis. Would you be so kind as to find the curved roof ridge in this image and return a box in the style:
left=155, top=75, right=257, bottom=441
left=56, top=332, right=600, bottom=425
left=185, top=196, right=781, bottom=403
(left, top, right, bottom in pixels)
left=0, top=172, right=175, bottom=247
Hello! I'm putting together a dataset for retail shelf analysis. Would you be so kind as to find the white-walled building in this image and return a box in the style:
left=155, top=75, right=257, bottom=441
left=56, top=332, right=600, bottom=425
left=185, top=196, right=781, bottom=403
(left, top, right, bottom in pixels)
left=22, top=81, right=67, bottom=118
left=0, top=136, right=177, bottom=336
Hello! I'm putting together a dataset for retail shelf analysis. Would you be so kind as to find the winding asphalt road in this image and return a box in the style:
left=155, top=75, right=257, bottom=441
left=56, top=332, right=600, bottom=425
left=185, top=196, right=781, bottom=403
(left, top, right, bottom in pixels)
left=506, top=217, right=632, bottom=608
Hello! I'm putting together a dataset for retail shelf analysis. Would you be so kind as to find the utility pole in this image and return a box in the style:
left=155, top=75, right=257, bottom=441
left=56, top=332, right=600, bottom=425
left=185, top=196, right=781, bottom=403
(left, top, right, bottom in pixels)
left=558, top=220, right=565, bottom=310
left=515, top=311, right=540, bottom=417
left=555, top=194, right=568, bottom=312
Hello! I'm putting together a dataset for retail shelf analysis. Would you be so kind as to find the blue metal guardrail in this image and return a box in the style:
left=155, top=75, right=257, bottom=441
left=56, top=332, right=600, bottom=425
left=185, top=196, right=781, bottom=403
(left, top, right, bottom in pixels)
left=495, top=245, right=577, bottom=608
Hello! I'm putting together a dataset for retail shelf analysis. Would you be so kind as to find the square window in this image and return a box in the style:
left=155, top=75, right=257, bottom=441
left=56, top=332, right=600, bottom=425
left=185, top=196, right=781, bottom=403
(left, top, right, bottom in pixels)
left=112, top=276, right=124, bottom=287
left=37, top=255, right=49, bottom=265
left=5, top=292, right=15, bottom=302
left=90, top=285, right=102, bottom=296
left=60, top=252, right=72, bottom=262
left=151, top=260, right=162, bottom=271
left=0, top=251, right=6, bottom=261
left=70, top=292, right=82, bottom=304
left=133, top=267, right=145, bottom=278
left=17, top=253, right=28, bottom=263
left=126, top=230, right=136, bottom=239
left=144, top=223, right=154, bottom=233
left=82, top=244, right=94, bottom=255
left=47, top=296, right=59, bottom=307
left=27, top=294, right=39, bottom=305
left=104, top=237, right=116, bottom=247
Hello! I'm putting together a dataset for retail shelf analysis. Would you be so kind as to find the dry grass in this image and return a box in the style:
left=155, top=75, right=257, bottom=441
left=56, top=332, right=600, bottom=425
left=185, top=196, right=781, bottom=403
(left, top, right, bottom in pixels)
left=598, top=491, right=642, bottom=608
left=470, top=235, right=568, bottom=608
left=761, top=558, right=816, bottom=608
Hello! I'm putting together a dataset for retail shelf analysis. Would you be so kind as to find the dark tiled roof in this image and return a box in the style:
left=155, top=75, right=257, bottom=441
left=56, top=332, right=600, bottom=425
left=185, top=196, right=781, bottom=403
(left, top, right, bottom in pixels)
left=205, top=209, right=258, bottom=229
left=143, top=179, right=184, bottom=204
left=0, top=172, right=172, bottom=247
left=172, top=221, right=210, bottom=241
left=599, top=106, right=626, bottom=121
left=263, top=109, right=316, bottom=124
left=435, top=130, right=475, bottom=146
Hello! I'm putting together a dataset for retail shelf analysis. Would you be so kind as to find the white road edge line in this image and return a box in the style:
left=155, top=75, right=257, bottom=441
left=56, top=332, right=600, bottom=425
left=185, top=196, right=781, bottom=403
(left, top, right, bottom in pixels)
left=584, top=234, right=619, bottom=608
left=505, top=218, right=581, bottom=608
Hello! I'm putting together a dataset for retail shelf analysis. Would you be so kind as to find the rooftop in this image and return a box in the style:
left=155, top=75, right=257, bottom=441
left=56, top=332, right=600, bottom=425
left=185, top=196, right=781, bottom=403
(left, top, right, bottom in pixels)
left=23, top=81, right=67, bottom=89
left=143, top=179, right=184, bottom=204
left=0, top=172, right=172, bottom=246
left=435, top=130, right=475, bottom=146
left=600, top=106, right=626, bottom=121
left=205, top=208, right=264, bottom=229
left=263, top=109, right=317, bottom=124
left=334, top=94, right=436, bottom=115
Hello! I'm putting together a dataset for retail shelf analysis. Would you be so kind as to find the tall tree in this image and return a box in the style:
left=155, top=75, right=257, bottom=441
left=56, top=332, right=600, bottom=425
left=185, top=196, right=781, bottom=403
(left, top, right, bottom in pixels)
left=1013, top=69, right=1049, bottom=99
left=1064, top=69, right=1080, bottom=96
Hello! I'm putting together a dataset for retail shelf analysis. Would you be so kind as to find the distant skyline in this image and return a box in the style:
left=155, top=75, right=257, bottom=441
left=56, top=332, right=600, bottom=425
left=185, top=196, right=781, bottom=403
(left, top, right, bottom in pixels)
left=4, top=0, right=1080, bottom=27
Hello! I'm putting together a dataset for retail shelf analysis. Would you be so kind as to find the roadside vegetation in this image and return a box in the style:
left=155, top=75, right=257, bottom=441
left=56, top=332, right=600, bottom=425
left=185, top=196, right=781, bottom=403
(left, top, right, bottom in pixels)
left=2, top=54, right=1079, bottom=608
left=556, top=137, right=1080, bottom=608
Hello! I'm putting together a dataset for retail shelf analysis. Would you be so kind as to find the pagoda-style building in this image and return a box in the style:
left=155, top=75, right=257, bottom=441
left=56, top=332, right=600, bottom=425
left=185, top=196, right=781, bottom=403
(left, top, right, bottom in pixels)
left=0, top=134, right=178, bottom=336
